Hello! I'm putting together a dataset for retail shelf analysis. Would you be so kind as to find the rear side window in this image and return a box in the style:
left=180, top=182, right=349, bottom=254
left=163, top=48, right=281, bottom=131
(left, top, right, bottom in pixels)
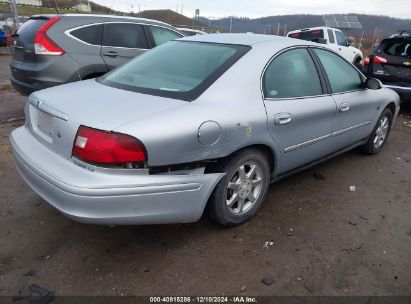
left=16, top=19, right=47, bottom=43
left=149, top=26, right=182, bottom=46
left=70, top=24, right=103, bottom=45
left=263, top=48, right=323, bottom=99
left=314, top=48, right=362, bottom=93
left=382, top=40, right=411, bottom=58
left=103, top=23, right=148, bottom=49
left=288, top=30, right=324, bottom=42
left=327, top=29, right=335, bottom=44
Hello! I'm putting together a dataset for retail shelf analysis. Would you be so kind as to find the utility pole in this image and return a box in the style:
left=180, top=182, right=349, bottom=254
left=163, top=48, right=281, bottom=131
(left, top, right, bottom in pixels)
left=277, top=23, right=280, bottom=36
left=372, top=26, right=378, bottom=46
left=229, top=16, right=233, bottom=33
left=284, top=24, right=287, bottom=36
left=9, top=0, right=19, bottom=30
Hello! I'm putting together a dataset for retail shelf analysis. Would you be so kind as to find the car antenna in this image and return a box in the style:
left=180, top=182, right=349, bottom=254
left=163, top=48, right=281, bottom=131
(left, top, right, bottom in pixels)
left=53, top=0, right=60, bottom=14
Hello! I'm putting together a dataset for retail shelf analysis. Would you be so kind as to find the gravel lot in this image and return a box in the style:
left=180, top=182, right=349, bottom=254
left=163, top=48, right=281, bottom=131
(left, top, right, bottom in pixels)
left=0, top=54, right=410, bottom=297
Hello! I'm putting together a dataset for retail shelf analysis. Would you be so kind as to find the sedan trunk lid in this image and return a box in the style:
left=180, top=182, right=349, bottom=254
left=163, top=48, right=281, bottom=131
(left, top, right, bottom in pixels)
left=27, top=79, right=187, bottom=158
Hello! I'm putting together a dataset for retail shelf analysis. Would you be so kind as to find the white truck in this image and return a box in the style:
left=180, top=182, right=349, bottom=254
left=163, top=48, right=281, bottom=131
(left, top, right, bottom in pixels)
left=287, top=27, right=363, bottom=68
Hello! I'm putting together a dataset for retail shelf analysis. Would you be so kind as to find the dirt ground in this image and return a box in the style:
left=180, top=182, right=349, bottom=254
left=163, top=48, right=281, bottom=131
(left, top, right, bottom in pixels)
left=0, top=54, right=410, bottom=297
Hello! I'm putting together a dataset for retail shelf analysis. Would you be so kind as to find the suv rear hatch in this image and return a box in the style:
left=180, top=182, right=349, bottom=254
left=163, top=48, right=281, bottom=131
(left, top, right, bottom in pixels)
left=366, top=37, right=411, bottom=86
left=11, top=16, right=48, bottom=64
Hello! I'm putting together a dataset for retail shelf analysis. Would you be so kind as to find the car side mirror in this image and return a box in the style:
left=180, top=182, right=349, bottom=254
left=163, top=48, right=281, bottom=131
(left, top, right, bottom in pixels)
left=366, top=78, right=383, bottom=90
left=346, top=38, right=353, bottom=47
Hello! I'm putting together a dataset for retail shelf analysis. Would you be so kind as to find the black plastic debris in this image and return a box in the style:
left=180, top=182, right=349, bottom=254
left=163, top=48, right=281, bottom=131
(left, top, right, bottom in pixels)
left=23, top=269, right=36, bottom=277
left=313, top=173, right=326, bottom=180
left=28, top=284, right=55, bottom=304
left=261, top=275, right=275, bottom=285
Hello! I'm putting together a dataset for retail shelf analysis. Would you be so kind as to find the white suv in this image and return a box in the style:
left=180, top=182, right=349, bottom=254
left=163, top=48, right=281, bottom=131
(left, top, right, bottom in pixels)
left=287, top=27, right=363, bottom=68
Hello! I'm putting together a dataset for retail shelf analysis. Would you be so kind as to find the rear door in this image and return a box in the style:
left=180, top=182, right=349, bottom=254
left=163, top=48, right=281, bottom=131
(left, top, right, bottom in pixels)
left=10, top=17, right=47, bottom=64
left=101, top=22, right=149, bottom=70
left=262, top=47, right=337, bottom=174
left=313, top=48, right=379, bottom=149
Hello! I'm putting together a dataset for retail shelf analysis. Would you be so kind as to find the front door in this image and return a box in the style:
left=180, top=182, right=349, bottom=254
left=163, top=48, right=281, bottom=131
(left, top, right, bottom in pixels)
left=313, top=48, right=380, bottom=149
left=101, top=22, right=149, bottom=70
left=262, top=48, right=337, bottom=174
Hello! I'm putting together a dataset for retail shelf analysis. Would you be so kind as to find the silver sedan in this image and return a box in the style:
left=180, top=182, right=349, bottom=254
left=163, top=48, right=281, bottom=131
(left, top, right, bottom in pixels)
left=10, top=34, right=400, bottom=226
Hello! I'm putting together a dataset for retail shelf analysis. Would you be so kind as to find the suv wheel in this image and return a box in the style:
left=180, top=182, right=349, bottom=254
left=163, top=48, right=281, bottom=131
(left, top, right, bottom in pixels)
left=207, top=149, right=271, bottom=226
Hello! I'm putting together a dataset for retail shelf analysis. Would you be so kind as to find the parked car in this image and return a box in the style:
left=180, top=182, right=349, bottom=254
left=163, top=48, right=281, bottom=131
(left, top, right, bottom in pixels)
left=0, top=28, right=6, bottom=46
left=10, top=14, right=184, bottom=95
left=287, top=27, right=363, bottom=69
left=10, top=34, right=400, bottom=226
left=363, top=30, right=411, bottom=102
left=177, top=27, right=207, bottom=36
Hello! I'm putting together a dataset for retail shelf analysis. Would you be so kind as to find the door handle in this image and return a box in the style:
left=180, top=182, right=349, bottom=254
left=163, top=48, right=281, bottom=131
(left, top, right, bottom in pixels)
left=103, top=51, right=119, bottom=58
left=339, top=103, right=351, bottom=113
left=274, top=113, right=293, bottom=125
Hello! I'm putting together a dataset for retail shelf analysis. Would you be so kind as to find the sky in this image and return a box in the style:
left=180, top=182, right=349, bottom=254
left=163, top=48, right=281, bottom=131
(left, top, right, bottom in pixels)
left=94, top=0, right=411, bottom=19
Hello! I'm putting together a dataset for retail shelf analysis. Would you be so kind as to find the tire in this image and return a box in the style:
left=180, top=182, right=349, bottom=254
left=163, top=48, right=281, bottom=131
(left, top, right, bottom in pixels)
left=362, top=108, right=393, bottom=154
left=354, top=58, right=363, bottom=70
left=207, top=149, right=271, bottom=226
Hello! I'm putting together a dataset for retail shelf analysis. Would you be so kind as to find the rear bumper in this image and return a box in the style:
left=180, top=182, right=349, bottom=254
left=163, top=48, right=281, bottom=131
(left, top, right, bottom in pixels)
left=9, top=56, right=80, bottom=95
left=383, top=84, right=411, bottom=94
left=10, top=126, right=224, bottom=225
left=383, top=84, right=411, bottom=102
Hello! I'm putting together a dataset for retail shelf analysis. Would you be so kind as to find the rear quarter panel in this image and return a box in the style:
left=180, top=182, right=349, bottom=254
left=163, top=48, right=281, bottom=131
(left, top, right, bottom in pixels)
left=114, top=43, right=289, bottom=173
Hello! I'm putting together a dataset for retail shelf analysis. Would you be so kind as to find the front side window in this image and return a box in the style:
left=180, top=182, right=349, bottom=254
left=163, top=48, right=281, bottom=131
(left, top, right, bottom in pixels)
left=149, top=26, right=182, bottom=46
left=103, top=23, right=148, bottom=49
left=99, top=41, right=250, bottom=101
left=335, top=31, right=347, bottom=47
left=314, top=48, right=363, bottom=93
left=70, top=24, right=103, bottom=45
left=263, top=48, right=323, bottom=99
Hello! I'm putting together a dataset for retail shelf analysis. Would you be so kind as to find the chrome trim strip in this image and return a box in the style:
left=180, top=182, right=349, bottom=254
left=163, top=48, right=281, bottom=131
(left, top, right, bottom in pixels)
left=284, top=120, right=373, bottom=153
left=285, top=133, right=331, bottom=153
left=65, top=22, right=182, bottom=49
left=331, top=121, right=372, bottom=137
left=29, top=97, right=68, bottom=121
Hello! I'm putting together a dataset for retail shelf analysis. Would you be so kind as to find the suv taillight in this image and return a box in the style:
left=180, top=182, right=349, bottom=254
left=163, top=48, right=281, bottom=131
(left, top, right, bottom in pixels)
left=72, top=126, right=147, bottom=164
left=34, top=17, right=64, bottom=55
left=374, top=56, right=388, bottom=64
left=364, top=57, right=370, bottom=65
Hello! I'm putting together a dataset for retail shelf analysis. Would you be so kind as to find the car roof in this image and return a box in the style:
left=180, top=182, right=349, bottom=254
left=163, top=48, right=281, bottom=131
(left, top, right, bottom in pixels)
left=179, top=33, right=313, bottom=47
left=30, top=14, right=171, bottom=27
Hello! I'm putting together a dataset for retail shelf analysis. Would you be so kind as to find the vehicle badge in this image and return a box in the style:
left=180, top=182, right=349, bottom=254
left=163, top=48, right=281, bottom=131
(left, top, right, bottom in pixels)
left=13, top=40, right=17, bottom=46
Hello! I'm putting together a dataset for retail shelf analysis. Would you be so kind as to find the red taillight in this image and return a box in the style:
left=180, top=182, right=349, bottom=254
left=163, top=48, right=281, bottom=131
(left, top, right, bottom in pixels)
left=373, top=56, right=388, bottom=64
left=34, top=17, right=64, bottom=55
left=72, top=126, right=147, bottom=164
left=364, top=57, right=370, bottom=65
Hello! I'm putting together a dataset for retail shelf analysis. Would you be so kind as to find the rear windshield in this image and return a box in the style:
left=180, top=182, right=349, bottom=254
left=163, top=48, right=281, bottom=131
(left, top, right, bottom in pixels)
left=381, top=39, right=411, bottom=58
left=16, top=18, right=47, bottom=43
left=99, top=41, right=250, bottom=101
left=288, top=30, right=324, bottom=42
